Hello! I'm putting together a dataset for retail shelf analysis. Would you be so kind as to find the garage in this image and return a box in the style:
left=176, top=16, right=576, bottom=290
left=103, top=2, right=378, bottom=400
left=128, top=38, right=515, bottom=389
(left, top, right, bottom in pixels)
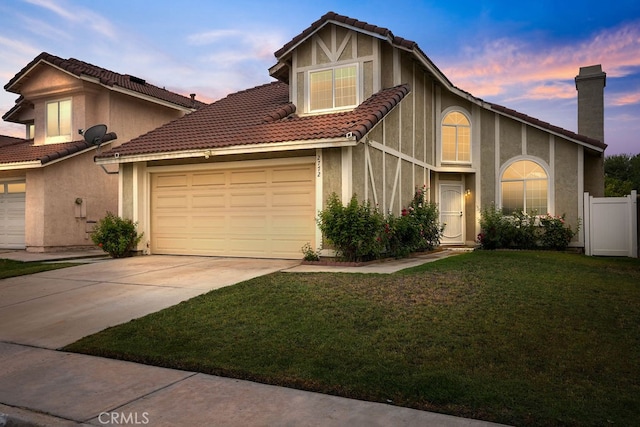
left=150, top=162, right=316, bottom=258
left=0, top=181, right=26, bottom=249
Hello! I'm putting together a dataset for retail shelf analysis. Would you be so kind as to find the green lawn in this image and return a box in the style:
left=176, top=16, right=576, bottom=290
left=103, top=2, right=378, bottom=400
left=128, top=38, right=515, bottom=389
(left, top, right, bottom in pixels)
left=0, top=259, right=80, bottom=279
left=64, top=251, right=640, bottom=426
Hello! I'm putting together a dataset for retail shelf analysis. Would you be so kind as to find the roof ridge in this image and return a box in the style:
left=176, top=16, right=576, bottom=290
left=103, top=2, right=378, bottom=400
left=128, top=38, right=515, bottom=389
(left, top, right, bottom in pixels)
left=274, top=11, right=418, bottom=59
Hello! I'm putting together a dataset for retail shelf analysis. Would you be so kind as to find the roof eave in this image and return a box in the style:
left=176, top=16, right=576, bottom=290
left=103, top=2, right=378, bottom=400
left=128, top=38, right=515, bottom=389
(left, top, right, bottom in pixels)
left=95, top=137, right=358, bottom=165
left=0, top=160, right=41, bottom=170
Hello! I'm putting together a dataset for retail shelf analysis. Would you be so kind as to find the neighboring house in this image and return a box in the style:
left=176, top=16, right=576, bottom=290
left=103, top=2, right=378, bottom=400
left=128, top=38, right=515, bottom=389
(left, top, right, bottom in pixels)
left=95, top=11, right=606, bottom=259
left=0, top=52, right=204, bottom=251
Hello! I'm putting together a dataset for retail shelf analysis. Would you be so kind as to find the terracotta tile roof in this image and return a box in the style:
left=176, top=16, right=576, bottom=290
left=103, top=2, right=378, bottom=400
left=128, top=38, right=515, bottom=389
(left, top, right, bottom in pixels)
left=4, top=52, right=206, bottom=110
left=0, top=136, right=94, bottom=166
left=489, top=103, right=607, bottom=150
left=96, top=82, right=410, bottom=160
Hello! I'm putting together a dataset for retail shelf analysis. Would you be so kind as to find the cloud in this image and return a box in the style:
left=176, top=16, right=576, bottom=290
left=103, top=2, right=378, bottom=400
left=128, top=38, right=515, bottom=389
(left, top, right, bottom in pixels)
left=441, top=20, right=640, bottom=101
left=24, top=0, right=117, bottom=39
left=188, top=28, right=285, bottom=62
left=610, top=91, right=640, bottom=106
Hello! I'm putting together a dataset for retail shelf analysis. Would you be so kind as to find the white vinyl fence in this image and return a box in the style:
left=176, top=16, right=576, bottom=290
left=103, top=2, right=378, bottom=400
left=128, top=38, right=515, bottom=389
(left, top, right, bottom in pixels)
left=583, top=190, right=638, bottom=257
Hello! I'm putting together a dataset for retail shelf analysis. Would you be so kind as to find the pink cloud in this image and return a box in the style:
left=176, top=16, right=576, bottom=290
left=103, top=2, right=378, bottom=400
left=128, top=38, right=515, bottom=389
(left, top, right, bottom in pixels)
left=610, top=91, right=640, bottom=106
left=442, top=21, right=640, bottom=101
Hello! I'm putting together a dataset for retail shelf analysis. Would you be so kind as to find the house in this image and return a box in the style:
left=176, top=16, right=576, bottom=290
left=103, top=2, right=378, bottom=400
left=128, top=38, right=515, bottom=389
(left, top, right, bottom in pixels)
left=95, top=11, right=606, bottom=259
left=0, top=52, right=204, bottom=251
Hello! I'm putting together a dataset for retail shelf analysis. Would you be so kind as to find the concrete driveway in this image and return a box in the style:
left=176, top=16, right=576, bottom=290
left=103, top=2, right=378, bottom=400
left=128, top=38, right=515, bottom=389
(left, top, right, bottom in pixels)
left=0, top=256, right=298, bottom=349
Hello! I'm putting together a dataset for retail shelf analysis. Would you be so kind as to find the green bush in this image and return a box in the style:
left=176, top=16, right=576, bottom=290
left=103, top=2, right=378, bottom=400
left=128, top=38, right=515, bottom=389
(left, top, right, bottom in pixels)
left=539, top=214, right=579, bottom=250
left=478, top=204, right=513, bottom=249
left=316, top=193, right=385, bottom=262
left=478, top=206, right=579, bottom=251
left=91, top=212, right=143, bottom=258
left=317, top=189, right=443, bottom=261
left=510, top=210, right=539, bottom=249
left=408, top=186, right=443, bottom=251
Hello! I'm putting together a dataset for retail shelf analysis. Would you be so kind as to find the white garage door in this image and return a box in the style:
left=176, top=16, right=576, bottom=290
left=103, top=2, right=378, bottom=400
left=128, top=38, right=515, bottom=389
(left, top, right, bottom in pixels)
left=151, top=163, right=316, bottom=258
left=0, top=181, right=26, bottom=249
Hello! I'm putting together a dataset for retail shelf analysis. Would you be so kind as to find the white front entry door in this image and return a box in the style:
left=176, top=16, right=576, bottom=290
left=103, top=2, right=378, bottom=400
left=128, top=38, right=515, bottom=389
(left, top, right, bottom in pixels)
left=439, top=183, right=464, bottom=245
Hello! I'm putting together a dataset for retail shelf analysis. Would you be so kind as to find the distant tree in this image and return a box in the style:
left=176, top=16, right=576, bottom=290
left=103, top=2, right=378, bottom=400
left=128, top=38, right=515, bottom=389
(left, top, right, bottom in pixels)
left=604, top=154, right=640, bottom=196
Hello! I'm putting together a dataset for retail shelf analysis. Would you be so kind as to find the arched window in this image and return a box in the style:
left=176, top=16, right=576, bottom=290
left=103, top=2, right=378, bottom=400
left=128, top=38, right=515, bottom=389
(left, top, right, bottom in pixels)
left=501, top=160, right=548, bottom=215
left=442, top=111, right=471, bottom=163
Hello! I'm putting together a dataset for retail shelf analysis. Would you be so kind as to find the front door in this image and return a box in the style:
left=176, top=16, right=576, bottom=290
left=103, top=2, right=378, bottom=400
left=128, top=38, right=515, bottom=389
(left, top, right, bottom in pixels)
left=439, top=183, right=464, bottom=245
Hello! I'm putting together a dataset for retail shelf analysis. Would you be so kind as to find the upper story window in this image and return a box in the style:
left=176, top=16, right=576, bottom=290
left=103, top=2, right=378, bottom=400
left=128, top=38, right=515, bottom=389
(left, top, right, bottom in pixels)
left=46, top=99, right=72, bottom=143
left=501, top=159, right=548, bottom=215
left=441, top=111, right=471, bottom=163
left=309, top=64, right=357, bottom=112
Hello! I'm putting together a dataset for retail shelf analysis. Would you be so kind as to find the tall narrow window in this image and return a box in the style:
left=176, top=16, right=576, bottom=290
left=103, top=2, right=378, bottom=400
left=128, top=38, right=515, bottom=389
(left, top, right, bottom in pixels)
left=309, top=65, right=357, bottom=112
left=46, top=99, right=71, bottom=142
left=501, top=160, right=548, bottom=215
left=442, top=111, right=471, bottom=163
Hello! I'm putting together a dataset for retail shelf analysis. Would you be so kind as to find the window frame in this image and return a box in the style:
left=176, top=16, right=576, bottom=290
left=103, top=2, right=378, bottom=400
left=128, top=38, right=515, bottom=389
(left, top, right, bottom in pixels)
left=45, top=98, right=72, bottom=144
left=440, top=109, right=472, bottom=165
left=307, top=63, right=359, bottom=114
left=499, top=157, right=551, bottom=216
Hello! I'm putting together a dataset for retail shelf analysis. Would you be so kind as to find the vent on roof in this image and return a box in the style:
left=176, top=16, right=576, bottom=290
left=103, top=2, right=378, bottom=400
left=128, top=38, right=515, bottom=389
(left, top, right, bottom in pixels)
left=129, top=75, right=146, bottom=85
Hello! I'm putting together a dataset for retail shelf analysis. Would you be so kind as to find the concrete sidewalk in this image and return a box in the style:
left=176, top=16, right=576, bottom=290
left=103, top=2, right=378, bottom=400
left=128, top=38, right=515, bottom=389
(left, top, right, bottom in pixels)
left=0, top=342, right=507, bottom=427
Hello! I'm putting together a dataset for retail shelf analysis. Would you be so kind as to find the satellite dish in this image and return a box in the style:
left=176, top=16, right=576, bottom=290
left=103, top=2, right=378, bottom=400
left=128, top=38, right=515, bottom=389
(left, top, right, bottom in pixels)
left=82, top=124, right=117, bottom=146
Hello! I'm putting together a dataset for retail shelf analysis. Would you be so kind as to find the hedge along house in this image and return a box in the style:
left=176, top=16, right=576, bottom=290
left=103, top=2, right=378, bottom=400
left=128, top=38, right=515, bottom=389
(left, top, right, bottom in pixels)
left=95, top=12, right=606, bottom=259
left=0, top=53, right=204, bottom=251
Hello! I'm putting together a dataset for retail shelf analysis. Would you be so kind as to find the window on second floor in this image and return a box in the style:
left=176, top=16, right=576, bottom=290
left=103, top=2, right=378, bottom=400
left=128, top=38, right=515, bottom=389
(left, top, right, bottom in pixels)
left=46, top=99, right=72, bottom=143
left=309, top=64, right=357, bottom=112
left=441, top=111, right=471, bottom=163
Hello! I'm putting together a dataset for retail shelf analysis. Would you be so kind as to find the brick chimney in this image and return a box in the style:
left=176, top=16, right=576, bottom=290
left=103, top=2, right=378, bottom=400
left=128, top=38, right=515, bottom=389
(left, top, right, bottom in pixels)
left=575, top=64, right=606, bottom=142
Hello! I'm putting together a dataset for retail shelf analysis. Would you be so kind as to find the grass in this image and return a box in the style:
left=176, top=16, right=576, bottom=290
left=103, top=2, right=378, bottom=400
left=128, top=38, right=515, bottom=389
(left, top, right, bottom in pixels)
left=64, top=251, right=640, bottom=426
left=0, top=258, right=80, bottom=279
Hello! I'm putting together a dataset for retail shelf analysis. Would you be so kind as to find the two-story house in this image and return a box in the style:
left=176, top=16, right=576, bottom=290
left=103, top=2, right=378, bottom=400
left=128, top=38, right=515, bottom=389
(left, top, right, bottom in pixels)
left=95, top=12, right=606, bottom=259
left=0, top=52, right=204, bottom=251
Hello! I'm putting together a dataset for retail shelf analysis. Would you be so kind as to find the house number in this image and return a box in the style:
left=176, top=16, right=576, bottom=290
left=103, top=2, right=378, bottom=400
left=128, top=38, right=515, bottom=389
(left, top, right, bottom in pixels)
left=316, top=153, right=322, bottom=178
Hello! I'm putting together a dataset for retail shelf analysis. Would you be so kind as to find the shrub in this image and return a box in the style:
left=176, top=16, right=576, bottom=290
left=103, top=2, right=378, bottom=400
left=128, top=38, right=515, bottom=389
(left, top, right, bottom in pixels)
left=316, top=193, right=385, bottom=262
left=478, top=206, right=579, bottom=251
left=478, top=204, right=513, bottom=249
left=317, top=189, right=443, bottom=261
left=301, top=242, right=321, bottom=262
left=539, top=214, right=580, bottom=250
left=91, top=212, right=143, bottom=258
left=384, top=212, right=420, bottom=258
left=408, top=186, right=443, bottom=251
left=510, top=210, right=539, bottom=249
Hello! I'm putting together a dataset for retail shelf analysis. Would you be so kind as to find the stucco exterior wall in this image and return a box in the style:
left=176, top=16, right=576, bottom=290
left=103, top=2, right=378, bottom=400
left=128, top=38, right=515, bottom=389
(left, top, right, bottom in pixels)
left=27, top=150, right=118, bottom=251
left=526, top=127, right=550, bottom=164
left=499, top=117, right=522, bottom=165
left=322, top=148, right=342, bottom=207
left=554, top=140, right=580, bottom=228
left=480, top=109, right=496, bottom=206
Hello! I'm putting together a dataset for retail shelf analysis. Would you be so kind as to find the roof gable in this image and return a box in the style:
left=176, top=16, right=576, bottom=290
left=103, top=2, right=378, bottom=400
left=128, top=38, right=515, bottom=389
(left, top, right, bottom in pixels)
left=5, top=52, right=206, bottom=111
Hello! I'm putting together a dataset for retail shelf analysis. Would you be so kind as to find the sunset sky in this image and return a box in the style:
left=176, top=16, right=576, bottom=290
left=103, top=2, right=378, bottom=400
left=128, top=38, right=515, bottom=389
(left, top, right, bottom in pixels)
left=1, top=0, right=638, bottom=154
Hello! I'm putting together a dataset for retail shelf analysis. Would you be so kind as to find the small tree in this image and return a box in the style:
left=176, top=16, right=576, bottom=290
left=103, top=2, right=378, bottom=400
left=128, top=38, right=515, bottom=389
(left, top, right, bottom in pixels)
left=91, top=212, right=143, bottom=258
